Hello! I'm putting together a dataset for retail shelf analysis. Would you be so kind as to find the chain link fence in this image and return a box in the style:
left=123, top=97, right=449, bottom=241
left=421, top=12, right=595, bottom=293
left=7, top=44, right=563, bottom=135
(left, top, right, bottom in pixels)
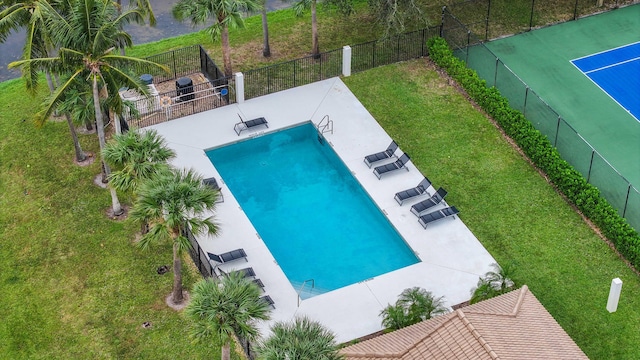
left=441, top=6, right=640, bottom=230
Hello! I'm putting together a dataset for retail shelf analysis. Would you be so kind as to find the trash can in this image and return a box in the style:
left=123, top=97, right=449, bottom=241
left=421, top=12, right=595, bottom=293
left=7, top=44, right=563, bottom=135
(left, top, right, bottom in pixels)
left=140, top=74, right=153, bottom=85
left=175, top=77, right=194, bottom=101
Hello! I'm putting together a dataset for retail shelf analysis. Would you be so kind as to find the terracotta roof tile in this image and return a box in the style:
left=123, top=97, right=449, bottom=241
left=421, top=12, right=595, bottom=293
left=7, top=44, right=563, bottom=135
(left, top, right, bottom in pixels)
left=340, top=286, right=588, bottom=360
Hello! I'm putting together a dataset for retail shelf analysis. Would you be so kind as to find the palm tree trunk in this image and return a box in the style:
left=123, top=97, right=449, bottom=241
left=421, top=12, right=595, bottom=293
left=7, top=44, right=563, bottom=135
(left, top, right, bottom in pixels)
left=261, top=6, right=271, bottom=57
left=221, top=25, right=233, bottom=77
left=172, top=240, right=184, bottom=304
left=93, top=76, right=123, bottom=216
left=311, top=0, right=319, bottom=58
left=45, top=71, right=55, bottom=94
left=65, top=113, right=87, bottom=162
left=222, top=341, right=231, bottom=360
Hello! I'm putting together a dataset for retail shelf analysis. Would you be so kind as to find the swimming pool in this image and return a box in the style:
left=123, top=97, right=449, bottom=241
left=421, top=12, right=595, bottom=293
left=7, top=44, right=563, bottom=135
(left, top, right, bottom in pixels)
left=206, top=123, right=418, bottom=297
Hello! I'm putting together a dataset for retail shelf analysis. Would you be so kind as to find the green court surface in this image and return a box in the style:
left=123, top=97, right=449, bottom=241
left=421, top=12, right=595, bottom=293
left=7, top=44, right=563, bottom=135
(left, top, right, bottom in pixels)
left=484, top=5, right=640, bottom=197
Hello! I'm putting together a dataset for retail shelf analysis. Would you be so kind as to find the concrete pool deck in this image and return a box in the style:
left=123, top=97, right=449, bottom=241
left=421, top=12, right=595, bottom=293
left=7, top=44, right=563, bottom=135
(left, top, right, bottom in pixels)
left=147, top=77, right=497, bottom=343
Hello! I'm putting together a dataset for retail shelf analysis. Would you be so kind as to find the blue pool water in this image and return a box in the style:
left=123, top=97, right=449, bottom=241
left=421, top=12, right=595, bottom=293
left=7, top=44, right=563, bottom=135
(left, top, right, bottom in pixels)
left=206, top=123, right=418, bottom=296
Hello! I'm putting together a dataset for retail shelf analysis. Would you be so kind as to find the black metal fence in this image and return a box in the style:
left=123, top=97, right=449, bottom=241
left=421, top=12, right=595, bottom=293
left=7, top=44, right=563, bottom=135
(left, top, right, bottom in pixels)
left=243, top=49, right=343, bottom=100
left=123, top=46, right=232, bottom=128
left=351, top=27, right=440, bottom=73
left=441, top=6, right=640, bottom=230
left=446, top=0, right=639, bottom=41
left=183, top=225, right=215, bottom=278
left=122, top=76, right=234, bottom=128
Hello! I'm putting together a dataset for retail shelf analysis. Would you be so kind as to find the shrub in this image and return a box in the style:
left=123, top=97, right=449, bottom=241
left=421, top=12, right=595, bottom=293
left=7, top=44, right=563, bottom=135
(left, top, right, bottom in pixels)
left=427, top=36, right=640, bottom=270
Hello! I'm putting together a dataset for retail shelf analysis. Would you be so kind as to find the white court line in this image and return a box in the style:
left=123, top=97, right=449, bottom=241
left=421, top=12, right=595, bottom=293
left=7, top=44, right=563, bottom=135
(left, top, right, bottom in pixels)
left=584, top=56, right=640, bottom=74
left=569, top=60, right=640, bottom=123
left=571, top=40, right=640, bottom=62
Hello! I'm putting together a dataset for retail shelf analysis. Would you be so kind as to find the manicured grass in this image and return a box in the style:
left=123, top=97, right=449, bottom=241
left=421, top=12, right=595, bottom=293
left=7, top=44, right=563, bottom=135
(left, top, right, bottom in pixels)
left=2, top=1, right=637, bottom=358
left=343, top=60, right=640, bottom=360
left=0, top=78, right=234, bottom=358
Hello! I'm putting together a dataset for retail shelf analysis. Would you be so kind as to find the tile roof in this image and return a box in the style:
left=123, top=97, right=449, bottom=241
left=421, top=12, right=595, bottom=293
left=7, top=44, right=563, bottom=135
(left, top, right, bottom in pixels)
left=340, top=285, right=588, bottom=360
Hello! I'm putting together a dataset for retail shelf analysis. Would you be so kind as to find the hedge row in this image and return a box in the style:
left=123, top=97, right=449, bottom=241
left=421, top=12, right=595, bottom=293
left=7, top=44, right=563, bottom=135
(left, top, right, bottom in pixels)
left=426, top=36, right=640, bottom=269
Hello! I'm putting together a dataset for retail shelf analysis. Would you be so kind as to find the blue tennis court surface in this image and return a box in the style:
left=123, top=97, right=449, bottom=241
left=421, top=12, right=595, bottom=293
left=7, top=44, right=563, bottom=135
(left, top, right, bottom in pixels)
left=572, top=42, right=640, bottom=121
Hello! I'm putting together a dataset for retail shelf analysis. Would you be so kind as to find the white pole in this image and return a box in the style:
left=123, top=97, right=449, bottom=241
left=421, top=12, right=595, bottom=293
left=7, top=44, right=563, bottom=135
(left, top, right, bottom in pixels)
left=606, top=278, right=623, bottom=313
left=235, top=72, right=245, bottom=103
left=342, top=46, right=352, bottom=77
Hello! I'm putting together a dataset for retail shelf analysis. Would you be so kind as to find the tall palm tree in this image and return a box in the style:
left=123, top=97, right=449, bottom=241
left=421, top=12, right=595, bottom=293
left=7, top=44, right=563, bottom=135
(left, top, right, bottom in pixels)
left=256, top=316, right=343, bottom=360
left=293, top=0, right=352, bottom=58
left=470, top=262, right=517, bottom=304
left=9, top=0, right=167, bottom=216
left=131, top=168, right=220, bottom=305
left=260, top=0, right=270, bottom=57
left=380, top=287, right=448, bottom=331
left=56, top=84, right=89, bottom=163
left=172, top=0, right=261, bottom=77
left=102, top=129, right=175, bottom=193
left=186, top=272, right=271, bottom=360
left=0, top=0, right=55, bottom=92
left=103, top=129, right=175, bottom=233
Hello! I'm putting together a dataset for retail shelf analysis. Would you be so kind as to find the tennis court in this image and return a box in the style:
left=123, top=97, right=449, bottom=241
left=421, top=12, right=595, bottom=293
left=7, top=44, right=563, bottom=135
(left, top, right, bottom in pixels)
left=572, top=41, right=640, bottom=121
left=478, top=5, right=640, bottom=224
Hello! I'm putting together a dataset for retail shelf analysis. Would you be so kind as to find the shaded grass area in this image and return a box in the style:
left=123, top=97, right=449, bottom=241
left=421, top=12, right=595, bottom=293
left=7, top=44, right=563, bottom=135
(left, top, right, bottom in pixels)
left=343, top=60, right=640, bottom=360
left=126, top=0, right=387, bottom=72
left=0, top=79, right=234, bottom=358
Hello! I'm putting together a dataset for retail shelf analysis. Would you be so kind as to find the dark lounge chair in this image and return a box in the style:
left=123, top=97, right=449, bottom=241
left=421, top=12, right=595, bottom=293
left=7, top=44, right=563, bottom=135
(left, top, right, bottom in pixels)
left=373, top=153, right=410, bottom=179
left=234, top=113, right=269, bottom=135
left=394, top=177, right=432, bottom=205
left=218, top=267, right=265, bottom=289
left=260, top=295, right=275, bottom=309
left=410, top=187, right=448, bottom=216
left=417, top=206, right=459, bottom=229
left=219, top=267, right=256, bottom=279
left=203, top=177, right=224, bottom=203
left=207, top=249, right=248, bottom=265
left=364, top=140, right=398, bottom=168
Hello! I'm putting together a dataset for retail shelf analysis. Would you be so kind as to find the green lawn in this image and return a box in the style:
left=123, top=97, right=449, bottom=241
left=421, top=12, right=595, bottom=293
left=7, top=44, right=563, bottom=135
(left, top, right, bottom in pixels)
left=3, top=1, right=639, bottom=359
left=343, top=61, right=640, bottom=360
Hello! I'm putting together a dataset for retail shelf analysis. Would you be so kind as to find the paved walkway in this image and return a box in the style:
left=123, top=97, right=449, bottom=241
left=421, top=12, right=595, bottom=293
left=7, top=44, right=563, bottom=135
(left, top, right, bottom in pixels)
left=148, top=77, right=497, bottom=343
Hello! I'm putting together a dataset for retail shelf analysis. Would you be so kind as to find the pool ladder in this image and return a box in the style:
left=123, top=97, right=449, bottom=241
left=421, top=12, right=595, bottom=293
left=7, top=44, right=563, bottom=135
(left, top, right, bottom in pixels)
left=317, top=115, right=333, bottom=135
left=297, top=279, right=315, bottom=307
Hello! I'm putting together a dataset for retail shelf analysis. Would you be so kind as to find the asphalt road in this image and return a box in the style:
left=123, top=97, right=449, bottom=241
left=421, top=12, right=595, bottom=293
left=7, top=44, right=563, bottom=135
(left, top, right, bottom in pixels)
left=0, top=0, right=290, bottom=82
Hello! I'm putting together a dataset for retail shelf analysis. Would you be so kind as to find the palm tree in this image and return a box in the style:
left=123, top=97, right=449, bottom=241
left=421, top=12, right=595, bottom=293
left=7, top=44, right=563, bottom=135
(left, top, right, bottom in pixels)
left=380, top=287, right=448, bottom=331
left=102, top=129, right=175, bottom=193
left=293, top=0, right=352, bottom=58
left=9, top=0, right=167, bottom=216
left=0, top=0, right=56, bottom=92
left=172, top=0, right=261, bottom=77
left=470, top=263, right=517, bottom=304
left=260, top=0, right=271, bottom=57
left=186, top=272, right=271, bottom=360
left=53, top=81, right=90, bottom=163
left=131, top=168, right=220, bottom=305
left=103, top=129, right=175, bottom=233
left=256, top=316, right=343, bottom=360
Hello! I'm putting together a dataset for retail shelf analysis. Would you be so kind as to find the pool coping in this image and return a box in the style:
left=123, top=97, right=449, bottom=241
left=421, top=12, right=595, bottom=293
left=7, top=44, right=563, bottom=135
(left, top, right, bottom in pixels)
left=147, top=77, right=497, bottom=343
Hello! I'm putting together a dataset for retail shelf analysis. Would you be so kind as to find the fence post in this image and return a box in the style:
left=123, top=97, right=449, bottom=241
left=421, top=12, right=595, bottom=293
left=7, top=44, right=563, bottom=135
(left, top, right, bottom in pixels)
left=494, top=58, right=499, bottom=87
left=440, top=6, right=446, bottom=38
left=587, top=150, right=595, bottom=183
left=235, top=72, right=245, bottom=103
left=465, top=31, right=471, bottom=64
left=342, top=46, right=352, bottom=77
left=172, top=50, right=177, bottom=79
left=623, top=184, right=631, bottom=217
left=529, top=0, right=536, bottom=30
left=523, top=87, right=529, bottom=117
left=573, top=0, right=579, bottom=20
left=485, top=0, right=491, bottom=40
left=554, top=116, right=561, bottom=146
